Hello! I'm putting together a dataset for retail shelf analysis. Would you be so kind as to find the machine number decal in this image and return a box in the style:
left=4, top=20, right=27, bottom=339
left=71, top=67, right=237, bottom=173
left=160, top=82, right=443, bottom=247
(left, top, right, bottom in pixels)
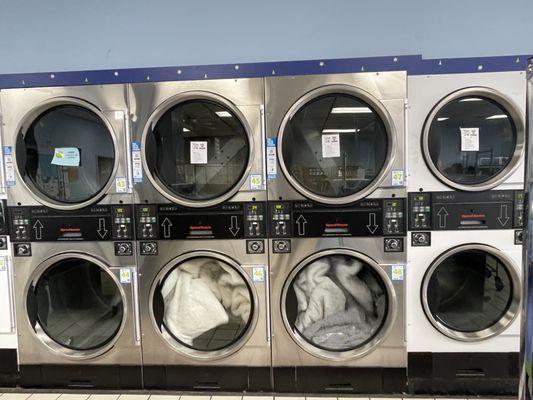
left=391, top=170, right=405, bottom=186
left=250, top=174, right=262, bottom=190
left=115, top=177, right=127, bottom=193
left=120, top=268, right=132, bottom=284
left=3, top=146, right=15, bottom=187
left=266, top=137, right=277, bottom=179
left=252, top=266, right=265, bottom=282
left=131, top=141, right=143, bottom=183
left=391, top=265, right=404, bottom=281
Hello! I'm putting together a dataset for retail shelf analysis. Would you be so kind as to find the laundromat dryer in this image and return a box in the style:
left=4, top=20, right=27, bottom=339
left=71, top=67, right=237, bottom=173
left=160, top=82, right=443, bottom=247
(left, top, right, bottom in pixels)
left=265, top=72, right=408, bottom=393
left=0, top=85, right=141, bottom=388
left=406, top=71, right=526, bottom=395
left=128, top=79, right=272, bottom=391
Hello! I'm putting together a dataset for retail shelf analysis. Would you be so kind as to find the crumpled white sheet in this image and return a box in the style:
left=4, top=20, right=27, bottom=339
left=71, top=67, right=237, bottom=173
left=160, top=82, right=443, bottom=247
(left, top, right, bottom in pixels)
left=161, top=257, right=251, bottom=344
left=293, top=256, right=385, bottom=349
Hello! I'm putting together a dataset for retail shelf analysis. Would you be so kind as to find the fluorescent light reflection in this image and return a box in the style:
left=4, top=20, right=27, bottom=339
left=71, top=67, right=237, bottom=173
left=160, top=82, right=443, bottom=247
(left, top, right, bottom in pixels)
left=331, top=107, right=372, bottom=114
left=322, top=128, right=360, bottom=133
left=215, top=111, right=232, bottom=118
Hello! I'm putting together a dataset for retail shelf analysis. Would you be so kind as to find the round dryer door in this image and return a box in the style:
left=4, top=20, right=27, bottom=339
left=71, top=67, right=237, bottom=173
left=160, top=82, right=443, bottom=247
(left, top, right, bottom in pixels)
left=422, top=244, right=520, bottom=341
left=144, top=96, right=251, bottom=207
left=16, top=103, right=116, bottom=208
left=26, top=256, right=125, bottom=358
left=152, top=253, right=256, bottom=359
left=278, top=86, right=394, bottom=205
left=423, top=88, right=525, bottom=191
left=282, top=250, right=396, bottom=360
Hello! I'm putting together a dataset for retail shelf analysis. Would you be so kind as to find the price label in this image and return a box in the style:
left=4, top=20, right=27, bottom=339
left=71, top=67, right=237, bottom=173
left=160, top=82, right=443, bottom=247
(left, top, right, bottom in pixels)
left=190, top=141, right=208, bottom=164
left=460, top=127, right=480, bottom=151
left=321, top=134, right=340, bottom=158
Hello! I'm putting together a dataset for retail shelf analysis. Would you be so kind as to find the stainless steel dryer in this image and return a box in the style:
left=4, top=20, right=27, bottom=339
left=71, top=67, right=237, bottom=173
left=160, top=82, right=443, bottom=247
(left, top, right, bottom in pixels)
left=265, top=72, right=407, bottom=392
left=128, top=79, right=271, bottom=391
left=0, top=85, right=140, bottom=388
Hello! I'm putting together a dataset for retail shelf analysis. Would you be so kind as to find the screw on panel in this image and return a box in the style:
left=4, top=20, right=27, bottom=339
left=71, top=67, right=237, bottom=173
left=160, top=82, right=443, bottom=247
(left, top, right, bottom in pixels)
left=477, top=65, right=483, bottom=71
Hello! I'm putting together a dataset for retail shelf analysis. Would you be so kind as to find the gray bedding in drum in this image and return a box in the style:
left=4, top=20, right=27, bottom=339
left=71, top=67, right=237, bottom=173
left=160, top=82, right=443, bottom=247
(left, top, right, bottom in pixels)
left=159, top=257, right=252, bottom=351
left=285, top=255, right=388, bottom=351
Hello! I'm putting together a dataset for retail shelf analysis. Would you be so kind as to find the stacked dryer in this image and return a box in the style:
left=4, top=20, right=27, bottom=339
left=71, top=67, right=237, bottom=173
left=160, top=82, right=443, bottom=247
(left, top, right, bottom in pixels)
left=128, top=79, right=271, bottom=391
left=265, top=72, right=408, bottom=392
left=1, top=85, right=141, bottom=388
left=406, top=72, right=526, bottom=394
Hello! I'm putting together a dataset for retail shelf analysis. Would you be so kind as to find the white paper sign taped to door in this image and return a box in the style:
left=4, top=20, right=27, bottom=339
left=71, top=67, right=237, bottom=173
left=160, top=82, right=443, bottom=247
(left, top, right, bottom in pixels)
left=460, top=128, right=479, bottom=152
left=321, top=134, right=340, bottom=158
left=190, top=141, right=208, bottom=164
left=51, top=147, right=80, bottom=166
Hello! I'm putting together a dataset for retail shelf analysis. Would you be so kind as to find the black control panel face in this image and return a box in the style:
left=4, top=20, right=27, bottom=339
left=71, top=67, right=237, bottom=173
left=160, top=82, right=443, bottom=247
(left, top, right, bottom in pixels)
left=9, top=205, right=133, bottom=242
left=408, top=191, right=523, bottom=231
left=135, top=202, right=267, bottom=240
left=268, top=199, right=406, bottom=238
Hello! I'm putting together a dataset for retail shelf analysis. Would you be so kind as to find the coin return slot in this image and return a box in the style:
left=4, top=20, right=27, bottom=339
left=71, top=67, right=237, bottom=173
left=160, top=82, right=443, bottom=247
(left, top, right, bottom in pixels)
left=460, top=219, right=485, bottom=226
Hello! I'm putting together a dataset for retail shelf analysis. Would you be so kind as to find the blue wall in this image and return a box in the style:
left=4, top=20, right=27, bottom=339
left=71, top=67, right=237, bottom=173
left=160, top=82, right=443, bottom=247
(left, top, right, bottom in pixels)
left=0, top=0, right=532, bottom=74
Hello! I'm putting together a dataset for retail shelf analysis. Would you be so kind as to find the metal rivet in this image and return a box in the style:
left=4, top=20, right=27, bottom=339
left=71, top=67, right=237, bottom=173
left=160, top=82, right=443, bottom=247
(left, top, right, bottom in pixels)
left=319, top=61, right=324, bottom=67
left=114, top=71, right=119, bottom=76
left=50, top=74, right=55, bottom=79
left=234, top=65, right=239, bottom=70
left=477, top=65, right=483, bottom=70
left=393, top=57, right=398, bottom=62
left=177, top=69, right=182, bottom=74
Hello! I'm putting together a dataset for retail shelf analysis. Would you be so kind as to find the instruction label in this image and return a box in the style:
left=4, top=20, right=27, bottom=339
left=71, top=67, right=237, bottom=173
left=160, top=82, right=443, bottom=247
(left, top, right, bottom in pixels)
left=51, top=147, right=80, bottom=166
left=3, top=146, right=15, bottom=187
left=266, top=137, right=277, bottom=179
left=131, top=141, right=143, bottom=183
left=190, top=141, right=208, bottom=164
left=460, top=127, right=479, bottom=151
left=392, top=265, right=404, bottom=281
left=321, top=134, right=340, bottom=158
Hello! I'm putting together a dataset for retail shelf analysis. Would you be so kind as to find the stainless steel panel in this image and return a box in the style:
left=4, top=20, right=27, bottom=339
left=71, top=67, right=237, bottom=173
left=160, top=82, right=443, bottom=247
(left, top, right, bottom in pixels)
left=13, top=241, right=141, bottom=366
left=0, top=84, right=133, bottom=208
left=128, top=79, right=266, bottom=206
left=265, top=72, right=407, bottom=204
left=138, top=239, right=270, bottom=367
left=269, top=237, right=406, bottom=368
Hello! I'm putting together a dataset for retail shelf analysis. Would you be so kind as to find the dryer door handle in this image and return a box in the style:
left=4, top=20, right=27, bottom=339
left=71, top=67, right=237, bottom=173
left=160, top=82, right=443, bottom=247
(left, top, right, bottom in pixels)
left=131, top=268, right=141, bottom=346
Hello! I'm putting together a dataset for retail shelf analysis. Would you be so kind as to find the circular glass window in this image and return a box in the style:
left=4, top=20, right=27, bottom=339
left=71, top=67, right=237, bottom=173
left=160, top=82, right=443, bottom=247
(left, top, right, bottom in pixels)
left=30, top=258, right=124, bottom=351
left=281, top=93, right=389, bottom=201
left=424, top=247, right=518, bottom=337
left=153, top=257, right=253, bottom=352
left=284, top=254, right=388, bottom=352
left=145, top=99, right=250, bottom=203
left=426, top=95, right=519, bottom=187
left=17, top=105, right=115, bottom=204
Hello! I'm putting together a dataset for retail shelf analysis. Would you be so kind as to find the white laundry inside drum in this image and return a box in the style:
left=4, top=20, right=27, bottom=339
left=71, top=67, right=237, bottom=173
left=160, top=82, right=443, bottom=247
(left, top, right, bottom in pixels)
left=285, top=254, right=388, bottom=351
left=158, top=257, right=252, bottom=351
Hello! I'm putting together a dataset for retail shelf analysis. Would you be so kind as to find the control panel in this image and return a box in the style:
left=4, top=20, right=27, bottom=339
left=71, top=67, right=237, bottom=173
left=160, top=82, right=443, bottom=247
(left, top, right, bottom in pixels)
left=135, top=202, right=267, bottom=240
left=408, top=191, right=523, bottom=231
left=268, top=198, right=406, bottom=238
left=9, top=205, right=134, bottom=242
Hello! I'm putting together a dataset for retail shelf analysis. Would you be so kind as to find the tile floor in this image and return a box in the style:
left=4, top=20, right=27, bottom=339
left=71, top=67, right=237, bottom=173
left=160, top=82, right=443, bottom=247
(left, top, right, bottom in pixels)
left=0, top=394, right=515, bottom=400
